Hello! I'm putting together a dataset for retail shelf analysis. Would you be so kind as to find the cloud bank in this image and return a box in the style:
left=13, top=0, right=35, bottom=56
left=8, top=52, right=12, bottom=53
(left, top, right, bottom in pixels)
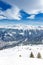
left=0, top=6, right=21, bottom=20
left=0, top=0, right=43, bottom=20
left=2, top=0, right=43, bottom=14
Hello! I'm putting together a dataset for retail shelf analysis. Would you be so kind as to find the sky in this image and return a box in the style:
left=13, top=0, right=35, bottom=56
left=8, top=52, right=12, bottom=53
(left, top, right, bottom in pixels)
left=0, top=0, right=43, bottom=25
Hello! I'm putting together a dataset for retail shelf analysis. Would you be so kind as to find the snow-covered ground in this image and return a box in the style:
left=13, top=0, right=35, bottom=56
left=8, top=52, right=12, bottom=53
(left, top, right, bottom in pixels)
left=0, top=45, right=43, bottom=65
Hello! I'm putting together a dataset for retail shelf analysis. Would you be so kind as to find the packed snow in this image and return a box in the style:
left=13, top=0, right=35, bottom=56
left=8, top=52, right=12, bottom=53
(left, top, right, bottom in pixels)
left=0, top=45, right=43, bottom=65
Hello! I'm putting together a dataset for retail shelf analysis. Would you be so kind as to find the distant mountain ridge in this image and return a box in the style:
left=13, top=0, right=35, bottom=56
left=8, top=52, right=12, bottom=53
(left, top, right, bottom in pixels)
left=0, top=25, right=43, bottom=49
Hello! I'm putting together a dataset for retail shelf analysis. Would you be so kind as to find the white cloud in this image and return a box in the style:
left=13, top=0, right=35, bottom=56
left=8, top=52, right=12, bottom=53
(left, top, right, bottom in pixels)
left=27, top=10, right=39, bottom=14
left=0, top=16, right=6, bottom=19
left=0, top=10, right=6, bottom=19
left=28, top=15, right=35, bottom=19
left=0, top=0, right=43, bottom=20
left=0, top=6, right=21, bottom=20
left=2, top=0, right=43, bottom=14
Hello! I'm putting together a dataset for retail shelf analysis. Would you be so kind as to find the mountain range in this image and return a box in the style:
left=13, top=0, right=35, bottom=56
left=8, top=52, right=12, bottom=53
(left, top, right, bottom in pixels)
left=0, top=25, right=43, bottom=49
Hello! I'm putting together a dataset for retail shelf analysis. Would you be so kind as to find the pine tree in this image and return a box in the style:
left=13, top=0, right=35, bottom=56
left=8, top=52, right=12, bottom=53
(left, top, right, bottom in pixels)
left=37, top=52, right=41, bottom=59
left=30, top=52, right=34, bottom=58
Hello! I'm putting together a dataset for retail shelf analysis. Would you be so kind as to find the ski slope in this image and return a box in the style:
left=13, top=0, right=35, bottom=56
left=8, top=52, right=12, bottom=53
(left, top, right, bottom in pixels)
left=0, top=45, right=43, bottom=65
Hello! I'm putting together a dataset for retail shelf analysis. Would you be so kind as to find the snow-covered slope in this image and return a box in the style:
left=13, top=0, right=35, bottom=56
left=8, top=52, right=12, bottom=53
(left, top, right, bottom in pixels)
left=0, top=45, right=43, bottom=65
left=0, top=25, right=43, bottom=65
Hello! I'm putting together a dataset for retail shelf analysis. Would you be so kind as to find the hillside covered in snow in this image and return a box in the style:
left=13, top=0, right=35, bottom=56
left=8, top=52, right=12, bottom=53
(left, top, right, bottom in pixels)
left=0, top=45, right=43, bottom=65
left=0, top=24, right=43, bottom=49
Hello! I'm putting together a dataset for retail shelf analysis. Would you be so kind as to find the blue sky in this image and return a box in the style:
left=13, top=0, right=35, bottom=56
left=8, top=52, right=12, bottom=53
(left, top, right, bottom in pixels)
left=0, top=1, right=11, bottom=11
left=0, top=0, right=43, bottom=25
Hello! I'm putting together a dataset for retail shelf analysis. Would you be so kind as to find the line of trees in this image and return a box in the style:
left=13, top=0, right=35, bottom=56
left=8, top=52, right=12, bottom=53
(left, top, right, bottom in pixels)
left=19, top=52, right=42, bottom=59
left=30, top=52, right=42, bottom=59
